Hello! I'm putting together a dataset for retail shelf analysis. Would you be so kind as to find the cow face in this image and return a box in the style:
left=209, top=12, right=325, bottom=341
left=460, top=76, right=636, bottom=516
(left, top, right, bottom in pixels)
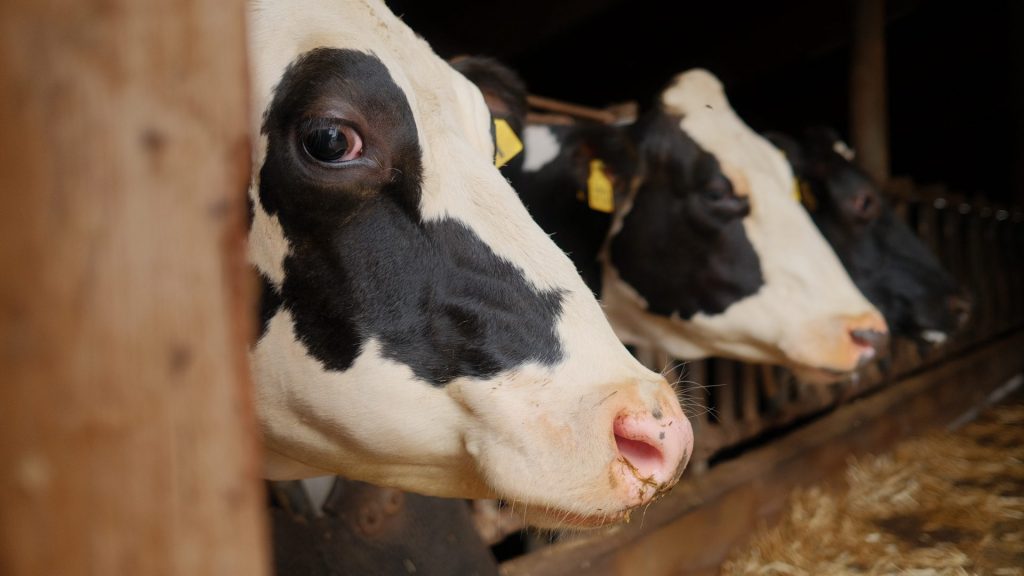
left=601, top=70, right=888, bottom=380
left=246, top=0, right=691, bottom=527
left=768, top=128, right=970, bottom=345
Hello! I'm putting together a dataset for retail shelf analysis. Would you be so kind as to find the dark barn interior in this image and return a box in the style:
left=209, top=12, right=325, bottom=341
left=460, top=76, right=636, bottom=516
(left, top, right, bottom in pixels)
left=388, top=0, right=1023, bottom=206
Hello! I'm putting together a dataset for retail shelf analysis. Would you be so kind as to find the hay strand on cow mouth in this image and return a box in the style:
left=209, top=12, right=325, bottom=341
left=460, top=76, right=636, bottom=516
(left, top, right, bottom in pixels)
left=721, top=403, right=1024, bottom=576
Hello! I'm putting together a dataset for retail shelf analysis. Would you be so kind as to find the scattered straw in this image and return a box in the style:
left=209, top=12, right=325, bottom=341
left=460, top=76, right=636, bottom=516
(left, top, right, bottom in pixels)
left=721, top=404, right=1024, bottom=575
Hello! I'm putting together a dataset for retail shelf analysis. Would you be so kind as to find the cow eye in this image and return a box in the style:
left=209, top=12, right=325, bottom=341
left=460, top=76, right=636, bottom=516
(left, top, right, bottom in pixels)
left=702, top=175, right=731, bottom=201
left=301, top=121, right=363, bottom=164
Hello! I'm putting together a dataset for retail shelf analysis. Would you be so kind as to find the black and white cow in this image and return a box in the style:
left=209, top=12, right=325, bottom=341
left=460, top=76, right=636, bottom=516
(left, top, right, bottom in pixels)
left=767, top=128, right=970, bottom=345
left=456, top=60, right=888, bottom=381
left=246, top=0, right=691, bottom=528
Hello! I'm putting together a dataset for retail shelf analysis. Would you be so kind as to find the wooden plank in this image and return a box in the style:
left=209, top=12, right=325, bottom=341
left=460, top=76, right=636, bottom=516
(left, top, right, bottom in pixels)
left=759, top=365, right=779, bottom=405
left=0, top=1, right=267, bottom=575
left=740, top=364, right=759, bottom=423
left=500, top=330, right=1024, bottom=576
left=716, top=361, right=737, bottom=429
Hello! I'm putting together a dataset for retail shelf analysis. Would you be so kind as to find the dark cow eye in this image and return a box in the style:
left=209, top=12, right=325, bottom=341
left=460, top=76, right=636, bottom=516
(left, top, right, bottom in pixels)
left=302, top=121, right=363, bottom=164
left=702, top=175, right=731, bottom=201
left=697, top=174, right=749, bottom=221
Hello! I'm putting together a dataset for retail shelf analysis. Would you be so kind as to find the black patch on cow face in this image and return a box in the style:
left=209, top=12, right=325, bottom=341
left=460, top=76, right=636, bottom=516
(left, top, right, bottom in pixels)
left=255, top=48, right=564, bottom=384
left=781, top=127, right=964, bottom=339
left=609, top=110, right=764, bottom=319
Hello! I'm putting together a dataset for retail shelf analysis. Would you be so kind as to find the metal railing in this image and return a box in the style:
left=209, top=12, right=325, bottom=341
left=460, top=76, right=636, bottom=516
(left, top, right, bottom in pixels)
left=641, top=180, right=1024, bottom=473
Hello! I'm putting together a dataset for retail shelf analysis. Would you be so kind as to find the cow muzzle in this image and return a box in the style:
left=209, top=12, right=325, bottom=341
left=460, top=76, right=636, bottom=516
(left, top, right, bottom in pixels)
left=782, top=310, right=889, bottom=381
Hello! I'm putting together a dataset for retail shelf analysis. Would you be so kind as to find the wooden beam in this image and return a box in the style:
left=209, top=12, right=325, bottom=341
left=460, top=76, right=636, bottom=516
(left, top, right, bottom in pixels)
left=501, top=330, right=1024, bottom=576
left=850, top=0, right=890, bottom=184
left=0, top=1, right=267, bottom=575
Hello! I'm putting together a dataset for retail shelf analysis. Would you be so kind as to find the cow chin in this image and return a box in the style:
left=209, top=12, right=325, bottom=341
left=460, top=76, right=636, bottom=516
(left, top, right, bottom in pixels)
left=448, top=366, right=693, bottom=528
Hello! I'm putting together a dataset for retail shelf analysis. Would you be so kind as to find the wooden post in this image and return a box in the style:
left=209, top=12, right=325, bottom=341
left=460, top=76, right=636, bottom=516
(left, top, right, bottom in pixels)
left=0, top=1, right=268, bottom=575
left=850, top=0, right=890, bottom=184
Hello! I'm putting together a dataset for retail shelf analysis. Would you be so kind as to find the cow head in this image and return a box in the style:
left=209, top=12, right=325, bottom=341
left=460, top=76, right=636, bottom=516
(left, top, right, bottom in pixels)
left=601, top=70, right=889, bottom=381
left=246, top=0, right=691, bottom=527
left=767, top=128, right=970, bottom=345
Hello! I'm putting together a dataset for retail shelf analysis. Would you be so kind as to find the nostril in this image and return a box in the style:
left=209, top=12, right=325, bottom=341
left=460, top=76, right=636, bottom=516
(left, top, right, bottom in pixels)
left=613, top=412, right=671, bottom=483
left=949, top=296, right=972, bottom=326
left=850, top=328, right=888, bottom=352
left=614, top=433, right=664, bottom=480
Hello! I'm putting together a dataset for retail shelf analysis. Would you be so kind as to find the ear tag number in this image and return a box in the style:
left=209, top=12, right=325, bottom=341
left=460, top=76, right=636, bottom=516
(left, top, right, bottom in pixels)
left=586, top=159, right=615, bottom=214
left=493, top=118, right=523, bottom=168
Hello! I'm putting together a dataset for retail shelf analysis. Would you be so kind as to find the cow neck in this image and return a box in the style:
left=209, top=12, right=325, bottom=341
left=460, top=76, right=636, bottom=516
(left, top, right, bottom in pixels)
left=596, top=163, right=647, bottom=298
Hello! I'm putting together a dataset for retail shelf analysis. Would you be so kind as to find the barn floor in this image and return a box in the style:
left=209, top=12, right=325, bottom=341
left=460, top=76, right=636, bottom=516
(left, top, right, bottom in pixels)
left=720, top=390, right=1024, bottom=576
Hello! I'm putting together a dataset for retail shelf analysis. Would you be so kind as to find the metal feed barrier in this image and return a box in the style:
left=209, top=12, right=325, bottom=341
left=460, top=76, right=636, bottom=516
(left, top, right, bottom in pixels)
left=500, top=182, right=1024, bottom=576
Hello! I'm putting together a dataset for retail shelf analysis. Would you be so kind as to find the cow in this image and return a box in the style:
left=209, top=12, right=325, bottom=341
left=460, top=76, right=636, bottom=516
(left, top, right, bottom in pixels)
left=766, top=128, right=971, bottom=345
left=246, top=0, right=692, bottom=529
left=454, top=59, right=888, bottom=382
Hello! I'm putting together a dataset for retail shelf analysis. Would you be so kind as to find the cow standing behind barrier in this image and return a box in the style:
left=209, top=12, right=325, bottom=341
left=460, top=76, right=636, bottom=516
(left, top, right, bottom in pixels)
left=766, top=129, right=971, bottom=345
left=455, top=59, right=887, bottom=382
left=246, top=0, right=691, bottom=528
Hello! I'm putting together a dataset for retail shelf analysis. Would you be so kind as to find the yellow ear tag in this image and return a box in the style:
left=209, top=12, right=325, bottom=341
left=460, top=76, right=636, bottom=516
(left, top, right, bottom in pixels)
left=795, top=179, right=818, bottom=212
left=586, top=159, right=615, bottom=214
left=792, top=178, right=802, bottom=202
left=493, top=118, right=523, bottom=168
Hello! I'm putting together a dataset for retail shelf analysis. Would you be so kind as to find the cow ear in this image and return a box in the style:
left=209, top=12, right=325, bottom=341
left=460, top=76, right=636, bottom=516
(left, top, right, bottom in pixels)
left=450, top=55, right=529, bottom=134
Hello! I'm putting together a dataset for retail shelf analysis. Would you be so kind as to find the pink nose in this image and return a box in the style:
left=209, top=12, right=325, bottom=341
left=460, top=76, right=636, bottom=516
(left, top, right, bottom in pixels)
left=613, top=408, right=692, bottom=492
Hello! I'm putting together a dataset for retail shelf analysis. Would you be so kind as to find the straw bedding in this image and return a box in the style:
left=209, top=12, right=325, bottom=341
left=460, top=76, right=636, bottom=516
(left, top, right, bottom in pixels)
left=721, top=402, right=1024, bottom=575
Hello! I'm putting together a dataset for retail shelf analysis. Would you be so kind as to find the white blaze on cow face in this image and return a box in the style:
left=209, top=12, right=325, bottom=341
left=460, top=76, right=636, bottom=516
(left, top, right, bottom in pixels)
left=603, top=69, right=887, bottom=379
left=522, top=125, right=562, bottom=173
left=246, top=0, right=691, bottom=527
